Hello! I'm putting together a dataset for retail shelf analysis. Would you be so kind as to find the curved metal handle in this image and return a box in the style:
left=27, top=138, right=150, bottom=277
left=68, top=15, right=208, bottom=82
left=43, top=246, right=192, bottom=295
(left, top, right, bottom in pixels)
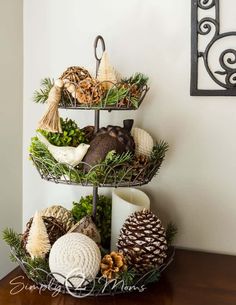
left=94, top=35, right=106, bottom=76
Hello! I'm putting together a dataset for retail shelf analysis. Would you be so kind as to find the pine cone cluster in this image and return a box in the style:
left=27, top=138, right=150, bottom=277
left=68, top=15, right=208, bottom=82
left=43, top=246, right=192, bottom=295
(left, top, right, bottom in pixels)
left=75, top=78, right=104, bottom=105
left=117, top=209, right=168, bottom=273
left=131, top=154, right=149, bottom=180
left=118, top=83, right=141, bottom=107
left=100, top=251, right=127, bottom=279
left=22, top=216, right=66, bottom=250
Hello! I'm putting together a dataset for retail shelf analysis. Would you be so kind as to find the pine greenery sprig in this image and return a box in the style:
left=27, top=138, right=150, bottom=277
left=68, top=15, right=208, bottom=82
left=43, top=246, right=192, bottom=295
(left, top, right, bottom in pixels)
left=101, top=87, right=128, bottom=106
left=33, top=78, right=54, bottom=103
left=2, top=228, right=21, bottom=249
left=166, top=222, right=178, bottom=246
left=120, top=268, right=136, bottom=286
left=122, top=73, right=149, bottom=88
left=151, top=140, right=169, bottom=161
left=103, top=150, right=133, bottom=166
left=101, top=73, right=149, bottom=108
left=2, top=228, right=26, bottom=261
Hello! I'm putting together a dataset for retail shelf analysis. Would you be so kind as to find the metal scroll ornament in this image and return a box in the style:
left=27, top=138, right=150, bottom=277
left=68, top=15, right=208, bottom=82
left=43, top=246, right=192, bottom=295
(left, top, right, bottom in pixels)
left=191, top=0, right=236, bottom=96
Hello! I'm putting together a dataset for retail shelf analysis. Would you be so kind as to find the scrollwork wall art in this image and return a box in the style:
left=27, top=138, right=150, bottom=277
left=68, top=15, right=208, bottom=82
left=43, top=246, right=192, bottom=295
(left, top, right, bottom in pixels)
left=191, top=0, right=236, bottom=96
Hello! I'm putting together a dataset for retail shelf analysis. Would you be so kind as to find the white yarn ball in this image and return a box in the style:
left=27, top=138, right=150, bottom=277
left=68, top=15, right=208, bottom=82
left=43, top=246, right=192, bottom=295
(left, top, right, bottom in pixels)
left=49, top=233, right=101, bottom=287
left=131, top=127, right=154, bottom=157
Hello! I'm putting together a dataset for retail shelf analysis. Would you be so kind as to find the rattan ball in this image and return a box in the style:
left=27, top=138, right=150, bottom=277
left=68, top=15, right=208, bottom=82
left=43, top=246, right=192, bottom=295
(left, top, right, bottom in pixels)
left=22, top=216, right=66, bottom=250
left=60, top=66, right=92, bottom=83
left=49, top=233, right=101, bottom=287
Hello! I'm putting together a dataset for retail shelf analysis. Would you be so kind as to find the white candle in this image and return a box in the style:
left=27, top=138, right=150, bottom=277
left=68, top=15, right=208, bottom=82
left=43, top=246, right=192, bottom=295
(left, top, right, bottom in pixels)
left=111, top=188, right=150, bottom=251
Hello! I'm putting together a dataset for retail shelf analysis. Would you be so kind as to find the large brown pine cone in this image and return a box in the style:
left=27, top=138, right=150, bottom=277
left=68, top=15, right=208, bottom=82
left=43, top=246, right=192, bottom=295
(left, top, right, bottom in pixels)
left=117, top=209, right=168, bottom=273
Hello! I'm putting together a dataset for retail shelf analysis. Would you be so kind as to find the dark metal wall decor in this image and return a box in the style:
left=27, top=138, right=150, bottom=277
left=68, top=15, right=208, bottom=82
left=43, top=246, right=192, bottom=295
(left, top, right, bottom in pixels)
left=191, top=0, right=236, bottom=96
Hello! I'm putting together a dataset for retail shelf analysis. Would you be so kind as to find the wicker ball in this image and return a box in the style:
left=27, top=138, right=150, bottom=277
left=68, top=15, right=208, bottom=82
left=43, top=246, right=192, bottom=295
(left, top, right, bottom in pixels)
left=49, top=233, right=101, bottom=287
left=117, top=209, right=168, bottom=273
left=22, top=216, right=66, bottom=250
left=60, top=66, right=92, bottom=84
left=41, top=205, right=75, bottom=232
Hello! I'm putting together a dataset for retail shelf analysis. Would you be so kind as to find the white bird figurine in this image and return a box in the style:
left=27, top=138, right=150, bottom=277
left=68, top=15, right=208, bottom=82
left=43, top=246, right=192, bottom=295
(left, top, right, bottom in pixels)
left=37, top=132, right=90, bottom=167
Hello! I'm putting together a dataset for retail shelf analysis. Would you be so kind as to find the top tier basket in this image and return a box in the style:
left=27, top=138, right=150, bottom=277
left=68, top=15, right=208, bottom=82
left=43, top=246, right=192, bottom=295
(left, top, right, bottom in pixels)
left=57, top=36, right=149, bottom=110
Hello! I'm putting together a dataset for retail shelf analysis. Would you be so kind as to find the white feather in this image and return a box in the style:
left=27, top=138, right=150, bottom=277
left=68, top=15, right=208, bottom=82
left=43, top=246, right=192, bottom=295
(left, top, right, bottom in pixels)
left=37, top=132, right=90, bottom=167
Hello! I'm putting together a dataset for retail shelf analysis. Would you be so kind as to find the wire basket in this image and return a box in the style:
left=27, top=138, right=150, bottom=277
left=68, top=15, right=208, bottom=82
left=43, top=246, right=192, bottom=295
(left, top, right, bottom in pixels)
left=30, top=152, right=164, bottom=187
left=10, top=247, right=175, bottom=297
left=58, top=80, right=149, bottom=110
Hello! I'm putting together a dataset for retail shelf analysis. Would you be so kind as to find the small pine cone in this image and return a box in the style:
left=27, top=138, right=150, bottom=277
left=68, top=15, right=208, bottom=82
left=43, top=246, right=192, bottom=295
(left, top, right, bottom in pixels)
left=75, top=78, right=105, bottom=105
left=135, top=154, right=149, bottom=165
left=131, top=154, right=149, bottom=180
left=100, top=251, right=127, bottom=280
left=117, top=209, right=168, bottom=273
left=117, top=83, right=141, bottom=107
left=129, top=84, right=140, bottom=97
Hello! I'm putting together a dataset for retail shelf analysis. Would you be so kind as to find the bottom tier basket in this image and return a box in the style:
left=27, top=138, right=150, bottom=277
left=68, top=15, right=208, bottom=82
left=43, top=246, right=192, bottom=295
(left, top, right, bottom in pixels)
left=11, top=247, right=175, bottom=297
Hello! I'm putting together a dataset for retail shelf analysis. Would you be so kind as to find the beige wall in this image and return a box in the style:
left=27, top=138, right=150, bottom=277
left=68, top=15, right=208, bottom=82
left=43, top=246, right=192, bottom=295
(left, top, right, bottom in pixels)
left=0, top=0, right=23, bottom=278
left=23, top=0, right=236, bottom=255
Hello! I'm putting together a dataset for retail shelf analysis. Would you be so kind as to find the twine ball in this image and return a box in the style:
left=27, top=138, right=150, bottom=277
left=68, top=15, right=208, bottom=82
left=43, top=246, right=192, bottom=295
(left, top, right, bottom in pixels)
left=49, top=233, right=101, bottom=287
left=131, top=127, right=154, bottom=157
left=41, top=205, right=75, bottom=232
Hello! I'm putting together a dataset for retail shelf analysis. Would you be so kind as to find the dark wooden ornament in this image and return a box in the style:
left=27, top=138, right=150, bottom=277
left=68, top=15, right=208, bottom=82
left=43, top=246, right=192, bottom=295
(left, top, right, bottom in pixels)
left=83, top=120, right=135, bottom=170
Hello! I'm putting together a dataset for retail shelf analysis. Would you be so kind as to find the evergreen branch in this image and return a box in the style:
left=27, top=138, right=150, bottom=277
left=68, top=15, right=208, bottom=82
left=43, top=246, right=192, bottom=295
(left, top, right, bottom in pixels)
left=166, top=222, right=178, bottom=246
left=120, top=268, right=136, bottom=286
left=2, top=228, right=26, bottom=260
left=104, top=150, right=133, bottom=166
left=122, top=73, right=149, bottom=88
left=2, top=228, right=21, bottom=248
left=101, top=87, right=128, bottom=106
left=33, top=78, right=54, bottom=103
left=151, top=140, right=169, bottom=161
left=9, top=253, right=18, bottom=263
left=101, top=73, right=149, bottom=107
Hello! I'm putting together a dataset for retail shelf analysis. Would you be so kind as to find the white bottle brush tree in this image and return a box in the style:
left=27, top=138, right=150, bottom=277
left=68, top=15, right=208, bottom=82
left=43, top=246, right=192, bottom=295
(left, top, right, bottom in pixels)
left=26, top=211, right=51, bottom=259
left=97, top=51, right=118, bottom=89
